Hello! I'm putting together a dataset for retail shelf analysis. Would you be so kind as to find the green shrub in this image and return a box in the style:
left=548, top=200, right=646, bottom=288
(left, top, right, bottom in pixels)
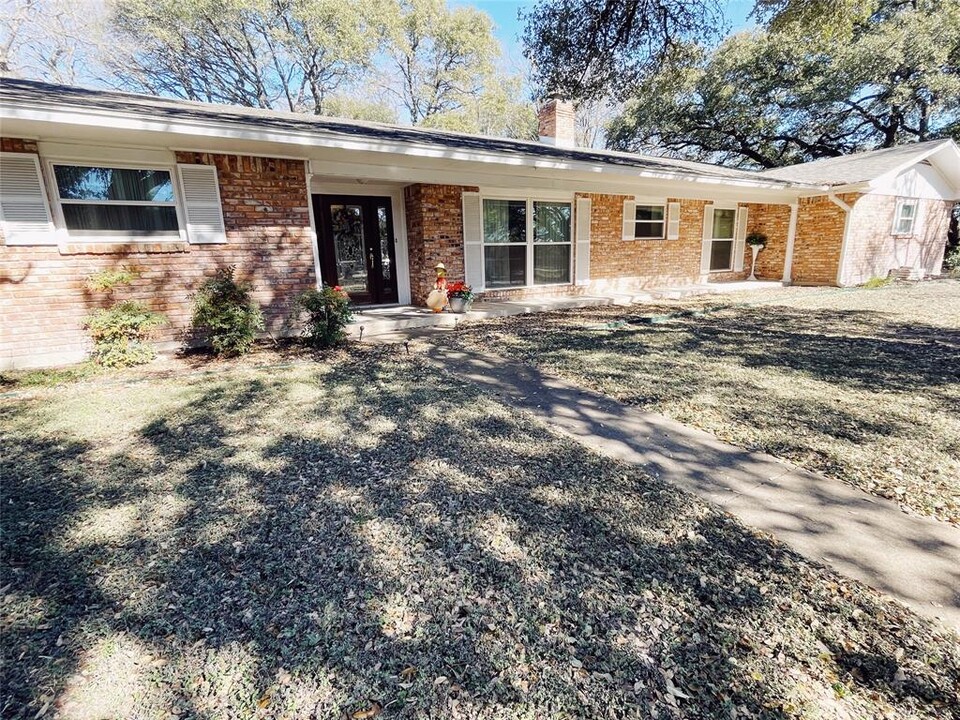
left=944, top=246, right=960, bottom=277
left=86, top=266, right=140, bottom=293
left=861, top=276, right=892, bottom=289
left=83, top=301, right=166, bottom=368
left=294, top=285, right=353, bottom=348
left=190, top=267, right=265, bottom=356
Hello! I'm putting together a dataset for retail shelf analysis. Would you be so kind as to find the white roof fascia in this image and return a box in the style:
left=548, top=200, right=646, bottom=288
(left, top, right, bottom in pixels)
left=1, top=102, right=822, bottom=193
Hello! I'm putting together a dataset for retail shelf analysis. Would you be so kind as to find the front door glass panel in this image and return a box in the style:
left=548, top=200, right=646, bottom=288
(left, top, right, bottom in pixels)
left=330, top=204, right=368, bottom=297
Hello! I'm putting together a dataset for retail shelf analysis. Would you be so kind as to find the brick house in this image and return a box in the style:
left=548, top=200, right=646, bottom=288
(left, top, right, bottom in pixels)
left=1, top=79, right=958, bottom=369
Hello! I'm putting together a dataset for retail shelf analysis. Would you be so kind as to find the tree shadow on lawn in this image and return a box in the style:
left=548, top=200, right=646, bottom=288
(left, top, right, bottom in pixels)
left=473, top=303, right=960, bottom=399
left=2, top=354, right=958, bottom=718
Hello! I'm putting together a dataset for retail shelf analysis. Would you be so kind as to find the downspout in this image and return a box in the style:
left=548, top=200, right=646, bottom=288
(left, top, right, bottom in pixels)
left=303, top=160, right=323, bottom=290
left=782, top=202, right=798, bottom=283
left=828, top=193, right=854, bottom=286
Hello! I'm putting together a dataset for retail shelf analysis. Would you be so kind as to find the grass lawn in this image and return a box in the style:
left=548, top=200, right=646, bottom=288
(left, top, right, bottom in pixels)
left=447, top=280, right=960, bottom=526
left=2, top=344, right=959, bottom=719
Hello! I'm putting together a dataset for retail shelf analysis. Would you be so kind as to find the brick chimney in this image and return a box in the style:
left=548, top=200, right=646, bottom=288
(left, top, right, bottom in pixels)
left=538, top=97, right=576, bottom=148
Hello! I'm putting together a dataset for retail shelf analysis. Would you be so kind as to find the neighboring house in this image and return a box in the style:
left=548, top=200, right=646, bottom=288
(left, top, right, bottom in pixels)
left=1, top=79, right=958, bottom=369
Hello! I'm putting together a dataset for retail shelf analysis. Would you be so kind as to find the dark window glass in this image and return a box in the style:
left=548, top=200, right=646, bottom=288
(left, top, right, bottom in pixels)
left=61, top=204, right=180, bottom=236
left=712, top=209, right=736, bottom=239
left=534, top=245, right=570, bottom=284
left=54, top=166, right=175, bottom=202
left=483, top=199, right=526, bottom=244
left=533, top=202, right=571, bottom=243
left=635, top=205, right=664, bottom=222
left=709, top=240, right=733, bottom=271
left=635, top=222, right=664, bottom=238
left=485, top=245, right=526, bottom=287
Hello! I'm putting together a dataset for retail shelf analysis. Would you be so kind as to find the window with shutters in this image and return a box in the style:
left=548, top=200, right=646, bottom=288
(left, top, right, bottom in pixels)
left=633, top=204, right=666, bottom=239
left=50, top=164, right=181, bottom=239
left=482, top=197, right=572, bottom=288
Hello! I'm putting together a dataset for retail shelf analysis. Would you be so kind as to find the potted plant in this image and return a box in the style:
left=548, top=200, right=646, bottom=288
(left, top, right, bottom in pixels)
left=446, top=281, right=474, bottom=313
left=746, top=231, right=767, bottom=280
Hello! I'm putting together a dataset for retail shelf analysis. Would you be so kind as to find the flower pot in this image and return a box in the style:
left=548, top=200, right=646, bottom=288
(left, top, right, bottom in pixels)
left=449, top=296, right=471, bottom=313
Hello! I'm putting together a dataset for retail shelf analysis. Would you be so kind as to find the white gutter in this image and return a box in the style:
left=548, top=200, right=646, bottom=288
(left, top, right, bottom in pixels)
left=1, top=102, right=826, bottom=193
left=828, top=193, right=855, bottom=286
left=303, top=161, right=322, bottom=291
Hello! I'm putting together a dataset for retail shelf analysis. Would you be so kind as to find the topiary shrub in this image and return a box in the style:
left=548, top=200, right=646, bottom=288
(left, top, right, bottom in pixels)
left=84, top=300, right=166, bottom=367
left=294, top=285, right=353, bottom=348
left=190, top=267, right=265, bottom=357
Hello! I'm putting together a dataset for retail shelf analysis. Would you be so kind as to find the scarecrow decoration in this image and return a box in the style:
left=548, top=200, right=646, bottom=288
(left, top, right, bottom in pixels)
left=426, top=262, right=448, bottom=312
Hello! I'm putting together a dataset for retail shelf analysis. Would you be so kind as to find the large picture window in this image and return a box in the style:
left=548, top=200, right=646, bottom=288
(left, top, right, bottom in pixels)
left=52, top=165, right=180, bottom=237
left=483, top=197, right=572, bottom=288
left=708, top=207, right=736, bottom=271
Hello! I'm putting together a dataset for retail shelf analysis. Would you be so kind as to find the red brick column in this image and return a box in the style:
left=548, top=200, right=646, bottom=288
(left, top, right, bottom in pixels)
left=403, top=184, right=477, bottom=304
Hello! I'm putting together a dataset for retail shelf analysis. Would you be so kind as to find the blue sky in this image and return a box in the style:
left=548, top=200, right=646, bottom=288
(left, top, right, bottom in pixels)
left=453, top=1, right=758, bottom=57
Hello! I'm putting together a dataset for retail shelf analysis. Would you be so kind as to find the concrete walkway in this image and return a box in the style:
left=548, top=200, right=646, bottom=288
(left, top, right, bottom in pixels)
left=428, top=344, right=960, bottom=630
left=348, top=280, right=784, bottom=338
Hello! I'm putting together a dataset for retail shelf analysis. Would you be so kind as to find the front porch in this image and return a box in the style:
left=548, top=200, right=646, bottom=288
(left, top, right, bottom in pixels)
left=347, top=280, right=786, bottom=339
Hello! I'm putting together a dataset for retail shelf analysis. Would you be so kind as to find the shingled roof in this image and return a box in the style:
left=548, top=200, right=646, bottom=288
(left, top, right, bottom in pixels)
left=0, top=78, right=808, bottom=188
left=761, top=139, right=960, bottom=186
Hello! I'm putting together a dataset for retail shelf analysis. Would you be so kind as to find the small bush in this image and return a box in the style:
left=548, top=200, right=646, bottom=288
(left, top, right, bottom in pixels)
left=944, top=246, right=960, bottom=277
left=84, top=301, right=166, bottom=368
left=861, top=276, right=893, bottom=289
left=86, top=266, right=140, bottom=293
left=191, top=267, right=265, bottom=357
left=294, top=285, right=353, bottom=348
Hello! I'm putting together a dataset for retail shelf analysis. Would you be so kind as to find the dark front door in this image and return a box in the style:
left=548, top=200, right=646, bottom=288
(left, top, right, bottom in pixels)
left=314, top=194, right=399, bottom=305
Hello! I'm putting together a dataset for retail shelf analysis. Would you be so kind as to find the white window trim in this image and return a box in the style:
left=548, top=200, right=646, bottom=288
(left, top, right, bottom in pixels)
left=45, top=159, right=188, bottom=244
left=891, top=198, right=919, bottom=236
left=630, top=201, right=668, bottom=240
left=707, top=205, right=738, bottom=273
left=480, top=193, right=575, bottom=290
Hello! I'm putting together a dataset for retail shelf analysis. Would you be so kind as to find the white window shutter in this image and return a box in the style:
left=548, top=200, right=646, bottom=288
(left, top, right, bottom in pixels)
left=621, top=199, right=636, bottom=240
left=177, top=164, right=226, bottom=244
left=575, top=197, right=592, bottom=286
left=666, top=201, right=681, bottom=240
left=461, top=191, right=483, bottom=290
left=0, top=153, right=55, bottom=245
left=700, top=204, right=714, bottom=275
left=734, top=206, right=748, bottom=271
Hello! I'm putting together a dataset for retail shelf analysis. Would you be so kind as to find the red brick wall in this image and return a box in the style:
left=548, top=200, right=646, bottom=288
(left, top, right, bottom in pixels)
left=1, top=142, right=316, bottom=368
left=421, top=190, right=794, bottom=303
left=1, top=138, right=39, bottom=153
left=791, top=193, right=860, bottom=285
left=404, top=183, right=477, bottom=304
left=841, top=194, right=952, bottom=285
left=744, top=202, right=790, bottom=280
left=579, top=195, right=780, bottom=290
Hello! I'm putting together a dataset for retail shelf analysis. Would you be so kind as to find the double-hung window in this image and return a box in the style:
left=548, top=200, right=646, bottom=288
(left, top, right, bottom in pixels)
left=633, top=204, right=666, bottom=239
left=483, top=197, right=572, bottom=288
left=707, top=207, right=736, bottom=271
left=892, top=199, right=919, bottom=235
left=51, top=164, right=180, bottom=239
